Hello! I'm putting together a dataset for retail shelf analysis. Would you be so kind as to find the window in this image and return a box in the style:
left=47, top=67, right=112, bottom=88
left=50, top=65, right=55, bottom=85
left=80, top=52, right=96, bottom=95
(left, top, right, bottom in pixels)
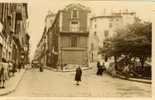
left=71, top=36, right=77, bottom=47
left=7, top=16, right=11, bottom=26
left=94, top=32, right=97, bottom=36
left=94, top=24, right=97, bottom=28
left=109, top=18, right=113, bottom=21
left=71, top=21, right=78, bottom=24
left=91, top=43, right=94, bottom=50
left=94, top=19, right=96, bottom=22
left=104, top=30, right=109, bottom=38
left=70, top=21, right=79, bottom=32
left=109, top=23, right=112, bottom=28
left=72, top=9, right=78, bottom=19
left=116, top=18, right=119, bottom=21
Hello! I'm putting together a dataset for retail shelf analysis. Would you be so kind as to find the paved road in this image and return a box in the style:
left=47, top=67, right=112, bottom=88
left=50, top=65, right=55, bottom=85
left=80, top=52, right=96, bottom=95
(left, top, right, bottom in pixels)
left=5, top=66, right=151, bottom=97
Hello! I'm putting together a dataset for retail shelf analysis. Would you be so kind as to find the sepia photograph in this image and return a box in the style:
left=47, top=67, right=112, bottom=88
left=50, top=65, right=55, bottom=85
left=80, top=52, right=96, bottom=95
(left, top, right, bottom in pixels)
left=0, top=0, right=153, bottom=98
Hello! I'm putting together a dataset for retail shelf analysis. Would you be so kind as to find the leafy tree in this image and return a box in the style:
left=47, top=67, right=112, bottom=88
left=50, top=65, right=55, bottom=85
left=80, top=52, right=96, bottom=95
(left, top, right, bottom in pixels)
left=101, top=20, right=152, bottom=70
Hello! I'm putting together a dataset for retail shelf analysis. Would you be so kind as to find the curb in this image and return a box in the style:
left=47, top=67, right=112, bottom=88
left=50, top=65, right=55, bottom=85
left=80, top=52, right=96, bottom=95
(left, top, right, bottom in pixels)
left=44, top=66, right=92, bottom=72
left=116, top=74, right=151, bottom=84
left=0, top=69, right=26, bottom=96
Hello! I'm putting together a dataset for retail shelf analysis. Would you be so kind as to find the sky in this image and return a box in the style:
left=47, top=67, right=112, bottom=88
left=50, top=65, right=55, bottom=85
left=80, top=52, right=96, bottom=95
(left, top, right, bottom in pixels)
left=26, top=0, right=154, bottom=60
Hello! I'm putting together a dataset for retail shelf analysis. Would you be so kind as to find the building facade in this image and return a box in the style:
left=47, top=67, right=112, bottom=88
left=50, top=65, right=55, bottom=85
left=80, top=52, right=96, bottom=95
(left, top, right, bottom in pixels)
left=0, top=3, right=29, bottom=65
left=89, top=10, right=136, bottom=61
left=35, top=4, right=90, bottom=68
left=34, top=11, right=55, bottom=66
left=57, top=4, right=90, bottom=67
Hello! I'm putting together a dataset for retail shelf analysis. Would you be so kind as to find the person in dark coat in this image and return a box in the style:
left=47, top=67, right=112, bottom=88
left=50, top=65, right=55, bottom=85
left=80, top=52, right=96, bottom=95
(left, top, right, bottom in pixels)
left=75, top=66, right=82, bottom=85
left=96, top=61, right=100, bottom=75
left=97, top=61, right=103, bottom=75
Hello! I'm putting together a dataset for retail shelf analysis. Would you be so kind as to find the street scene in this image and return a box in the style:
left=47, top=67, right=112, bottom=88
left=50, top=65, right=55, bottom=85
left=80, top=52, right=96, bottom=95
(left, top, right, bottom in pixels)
left=0, top=0, right=152, bottom=97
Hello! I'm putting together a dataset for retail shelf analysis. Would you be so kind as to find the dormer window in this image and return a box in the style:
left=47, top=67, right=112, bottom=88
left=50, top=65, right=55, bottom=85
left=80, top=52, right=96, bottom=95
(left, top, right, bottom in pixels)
left=71, top=8, right=78, bottom=19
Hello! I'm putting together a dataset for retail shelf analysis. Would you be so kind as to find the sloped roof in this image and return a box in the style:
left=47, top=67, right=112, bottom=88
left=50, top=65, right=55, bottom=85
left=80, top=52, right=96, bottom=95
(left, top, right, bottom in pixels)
left=63, top=3, right=90, bottom=11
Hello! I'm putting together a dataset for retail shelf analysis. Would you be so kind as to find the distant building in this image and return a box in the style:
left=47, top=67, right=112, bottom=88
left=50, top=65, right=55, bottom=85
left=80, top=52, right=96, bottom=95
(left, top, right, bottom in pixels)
left=34, top=11, right=55, bottom=66
left=89, top=10, right=136, bottom=61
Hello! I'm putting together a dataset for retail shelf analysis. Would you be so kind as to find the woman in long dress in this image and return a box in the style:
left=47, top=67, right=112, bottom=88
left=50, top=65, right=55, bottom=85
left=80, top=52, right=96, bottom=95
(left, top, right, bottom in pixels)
left=75, top=66, right=82, bottom=85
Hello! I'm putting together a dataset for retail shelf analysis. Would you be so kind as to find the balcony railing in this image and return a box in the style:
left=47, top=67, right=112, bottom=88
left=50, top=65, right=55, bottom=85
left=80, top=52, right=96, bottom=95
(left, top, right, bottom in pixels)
left=69, top=26, right=89, bottom=32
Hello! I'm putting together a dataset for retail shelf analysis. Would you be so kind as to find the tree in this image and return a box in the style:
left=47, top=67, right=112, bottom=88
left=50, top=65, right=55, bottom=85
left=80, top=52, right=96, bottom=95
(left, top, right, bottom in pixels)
left=100, top=20, right=152, bottom=70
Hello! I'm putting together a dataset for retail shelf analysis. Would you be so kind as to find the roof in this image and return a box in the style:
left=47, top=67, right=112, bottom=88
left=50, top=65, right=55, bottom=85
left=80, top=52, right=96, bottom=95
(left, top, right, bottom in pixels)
left=91, top=15, right=122, bottom=20
left=63, top=3, right=90, bottom=12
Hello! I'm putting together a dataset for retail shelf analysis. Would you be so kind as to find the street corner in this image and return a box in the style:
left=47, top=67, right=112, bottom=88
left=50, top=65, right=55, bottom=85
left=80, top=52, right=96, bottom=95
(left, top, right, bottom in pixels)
left=0, top=69, right=26, bottom=96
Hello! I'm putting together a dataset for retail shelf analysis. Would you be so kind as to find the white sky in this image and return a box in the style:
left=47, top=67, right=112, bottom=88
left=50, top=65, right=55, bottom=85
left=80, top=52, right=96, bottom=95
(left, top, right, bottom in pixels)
left=25, top=0, right=154, bottom=60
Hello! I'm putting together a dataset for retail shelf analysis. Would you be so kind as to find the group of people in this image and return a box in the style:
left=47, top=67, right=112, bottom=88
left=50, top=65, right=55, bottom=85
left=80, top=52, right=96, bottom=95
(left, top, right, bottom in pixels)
left=0, top=58, right=17, bottom=89
left=96, top=61, right=106, bottom=76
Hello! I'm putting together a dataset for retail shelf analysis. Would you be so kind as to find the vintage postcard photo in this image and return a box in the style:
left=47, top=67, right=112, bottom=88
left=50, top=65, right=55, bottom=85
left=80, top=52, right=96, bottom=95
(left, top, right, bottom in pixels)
left=0, top=0, right=153, bottom=99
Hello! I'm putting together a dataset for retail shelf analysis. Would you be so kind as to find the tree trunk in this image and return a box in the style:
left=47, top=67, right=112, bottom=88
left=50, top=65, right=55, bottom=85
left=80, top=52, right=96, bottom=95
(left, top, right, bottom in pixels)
left=114, top=56, right=117, bottom=70
left=139, top=56, right=146, bottom=72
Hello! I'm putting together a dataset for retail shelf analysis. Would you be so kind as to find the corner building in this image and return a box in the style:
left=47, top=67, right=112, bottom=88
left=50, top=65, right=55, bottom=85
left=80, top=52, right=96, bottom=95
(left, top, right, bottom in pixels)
left=49, top=4, right=90, bottom=68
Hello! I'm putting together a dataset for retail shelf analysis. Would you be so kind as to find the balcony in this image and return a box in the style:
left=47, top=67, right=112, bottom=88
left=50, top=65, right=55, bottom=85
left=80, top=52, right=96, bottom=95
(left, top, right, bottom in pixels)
left=69, top=26, right=88, bottom=33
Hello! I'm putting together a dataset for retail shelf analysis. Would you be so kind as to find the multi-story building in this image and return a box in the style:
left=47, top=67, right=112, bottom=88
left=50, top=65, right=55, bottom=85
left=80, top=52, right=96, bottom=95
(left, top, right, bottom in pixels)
left=0, top=3, right=29, bottom=65
left=34, top=11, right=55, bottom=66
left=56, top=3, right=90, bottom=68
left=89, top=10, right=136, bottom=61
left=35, top=3, right=90, bottom=68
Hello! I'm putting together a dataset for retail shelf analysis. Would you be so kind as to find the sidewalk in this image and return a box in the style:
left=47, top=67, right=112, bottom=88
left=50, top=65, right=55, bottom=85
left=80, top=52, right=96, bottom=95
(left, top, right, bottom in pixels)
left=115, top=73, right=152, bottom=84
left=0, top=69, right=26, bottom=96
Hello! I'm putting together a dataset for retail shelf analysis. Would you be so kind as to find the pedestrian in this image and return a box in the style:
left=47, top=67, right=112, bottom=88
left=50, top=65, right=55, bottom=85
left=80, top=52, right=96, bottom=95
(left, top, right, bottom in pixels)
left=122, top=63, right=130, bottom=79
left=102, top=62, right=106, bottom=72
left=39, top=63, right=43, bottom=72
left=0, top=58, right=9, bottom=88
left=12, top=61, right=16, bottom=76
left=0, top=58, right=4, bottom=88
left=18, top=63, right=21, bottom=72
left=99, top=62, right=103, bottom=75
left=8, top=61, right=12, bottom=77
left=96, top=61, right=100, bottom=75
left=104, top=59, right=110, bottom=73
left=75, top=66, right=82, bottom=85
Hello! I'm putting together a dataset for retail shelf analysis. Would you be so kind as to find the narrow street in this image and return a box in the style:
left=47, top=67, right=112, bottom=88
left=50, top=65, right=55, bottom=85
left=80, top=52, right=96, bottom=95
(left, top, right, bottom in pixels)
left=5, top=66, right=151, bottom=97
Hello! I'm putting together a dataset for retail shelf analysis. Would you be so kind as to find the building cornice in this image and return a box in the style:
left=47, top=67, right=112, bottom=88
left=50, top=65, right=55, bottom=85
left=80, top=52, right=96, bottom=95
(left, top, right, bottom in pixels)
left=90, top=15, right=122, bottom=20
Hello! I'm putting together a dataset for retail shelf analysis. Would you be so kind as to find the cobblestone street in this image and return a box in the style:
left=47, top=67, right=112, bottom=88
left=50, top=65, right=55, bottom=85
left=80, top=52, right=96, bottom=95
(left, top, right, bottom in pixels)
left=5, top=66, right=151, bottom=97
